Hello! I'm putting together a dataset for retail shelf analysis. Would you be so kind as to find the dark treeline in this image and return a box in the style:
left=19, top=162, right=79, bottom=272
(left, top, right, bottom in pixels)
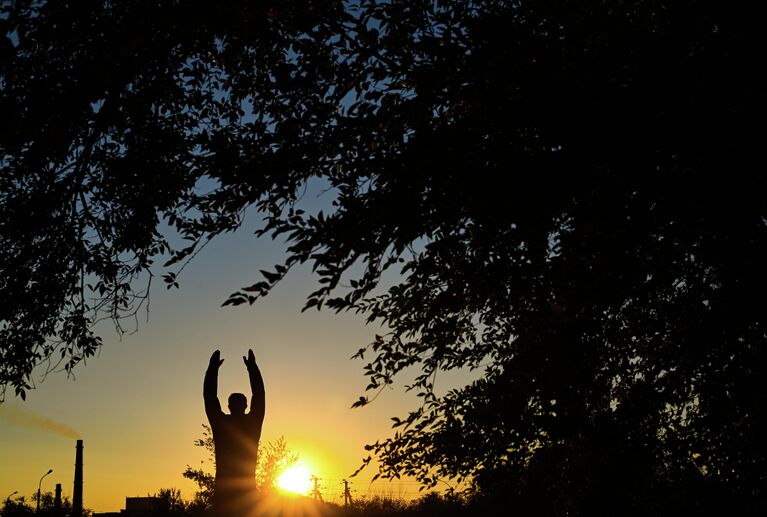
left=2, top=492, right=78, bottom=517
left=2, top=487, right=754, bottom=517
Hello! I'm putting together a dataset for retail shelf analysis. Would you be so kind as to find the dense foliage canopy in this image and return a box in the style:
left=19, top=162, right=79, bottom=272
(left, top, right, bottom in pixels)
left=2, top=1, right=765, bottom=513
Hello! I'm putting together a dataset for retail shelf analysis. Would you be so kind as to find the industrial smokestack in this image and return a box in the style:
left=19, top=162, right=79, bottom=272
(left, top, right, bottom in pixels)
left=54, top=483, right=62, bottom=515
left=73, top=439, right=83, bottom=517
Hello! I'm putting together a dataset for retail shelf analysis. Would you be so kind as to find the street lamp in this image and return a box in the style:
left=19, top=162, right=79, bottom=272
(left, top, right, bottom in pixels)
left=36, top=469, right=53, bottom=514
left=4, top=491, right=18, bottom=515
left=5, top=491, right=18, bottom=511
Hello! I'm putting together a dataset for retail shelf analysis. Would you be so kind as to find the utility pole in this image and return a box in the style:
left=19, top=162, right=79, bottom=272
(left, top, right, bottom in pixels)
left=341, top=479, right=353, bottom=507
left=310, top=475, right=323, bottom=502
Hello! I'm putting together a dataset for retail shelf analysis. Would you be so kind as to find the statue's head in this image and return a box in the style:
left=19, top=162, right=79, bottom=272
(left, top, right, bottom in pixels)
left=228, top=393, right=247, bottom=415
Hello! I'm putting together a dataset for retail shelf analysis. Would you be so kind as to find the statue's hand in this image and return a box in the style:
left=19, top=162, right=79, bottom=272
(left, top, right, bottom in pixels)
left=243, top=349, right=257, bottom=370
left=209, top=350, right=225, bottom=368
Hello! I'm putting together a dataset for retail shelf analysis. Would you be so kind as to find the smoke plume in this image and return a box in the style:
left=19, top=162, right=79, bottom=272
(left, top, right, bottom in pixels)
left=0, top=403, right=80, bottom=438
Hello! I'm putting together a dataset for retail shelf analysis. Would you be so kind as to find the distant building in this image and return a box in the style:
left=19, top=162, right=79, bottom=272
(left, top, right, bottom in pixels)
left=92, top=496, right=162, bottom=517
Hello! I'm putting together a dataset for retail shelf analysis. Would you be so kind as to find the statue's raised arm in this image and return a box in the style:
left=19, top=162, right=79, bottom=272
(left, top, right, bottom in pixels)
left=243, top=349, right=265, bottom=423
left=204, top=350, right=224, bottom=419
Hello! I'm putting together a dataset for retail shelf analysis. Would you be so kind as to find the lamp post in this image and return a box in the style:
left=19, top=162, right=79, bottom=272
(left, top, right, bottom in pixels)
left=5, top=491, right=18, bottom=512
left=36, top=469, right=53, bottom=514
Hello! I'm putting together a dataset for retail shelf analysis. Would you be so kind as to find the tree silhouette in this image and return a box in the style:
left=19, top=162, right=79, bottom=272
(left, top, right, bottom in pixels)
left=2, top=496, right=34, bottom=517
left=0, top=0, right=347, bottom=398
left=2, top=492, right=80, bottom=517
left=152, top=489, right=190, bottom=517
left=2, top=1, right=766, bottom=512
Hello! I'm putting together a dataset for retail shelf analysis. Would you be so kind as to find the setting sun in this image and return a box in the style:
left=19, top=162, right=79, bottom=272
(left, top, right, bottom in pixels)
left=276, top=465, right=312, bottom=495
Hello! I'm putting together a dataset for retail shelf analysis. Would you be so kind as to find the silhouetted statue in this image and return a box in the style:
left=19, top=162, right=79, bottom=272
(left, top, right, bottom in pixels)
left=204, top=349, right=265, bottom=516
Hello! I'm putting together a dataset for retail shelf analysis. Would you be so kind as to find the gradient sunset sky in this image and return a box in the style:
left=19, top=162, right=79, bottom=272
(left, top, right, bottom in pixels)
left=0, top=189, right=475, bottom=512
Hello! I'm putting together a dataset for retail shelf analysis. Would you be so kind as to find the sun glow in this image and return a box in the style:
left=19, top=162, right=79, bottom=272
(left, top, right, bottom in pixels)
left=276, top=465, right=312, bottom=495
